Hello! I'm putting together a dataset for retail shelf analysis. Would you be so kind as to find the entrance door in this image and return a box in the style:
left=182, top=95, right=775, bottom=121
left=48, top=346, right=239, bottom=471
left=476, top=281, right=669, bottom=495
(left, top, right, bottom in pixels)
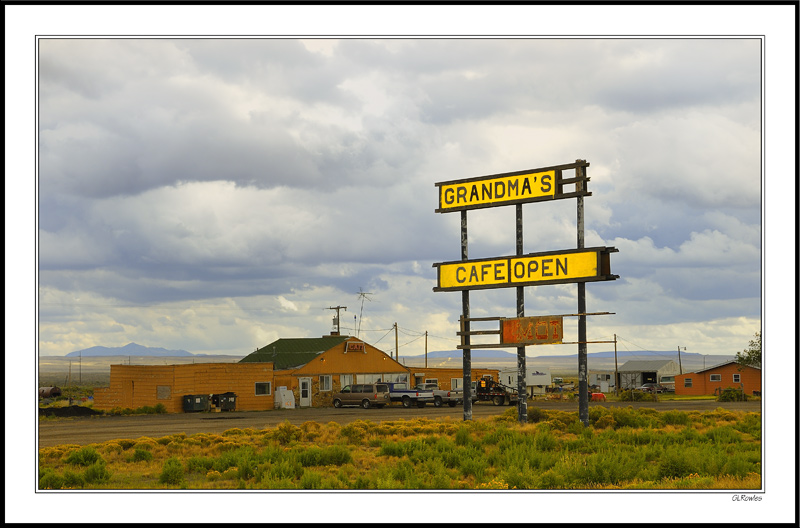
left=299, top=378, right=312, bottom=407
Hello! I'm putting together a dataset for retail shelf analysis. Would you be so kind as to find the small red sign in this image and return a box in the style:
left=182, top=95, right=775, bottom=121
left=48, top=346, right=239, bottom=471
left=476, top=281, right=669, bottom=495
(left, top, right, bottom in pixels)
left=501, top=316, right=563, bottom=345
left=346, top=341, right=365, bottom=352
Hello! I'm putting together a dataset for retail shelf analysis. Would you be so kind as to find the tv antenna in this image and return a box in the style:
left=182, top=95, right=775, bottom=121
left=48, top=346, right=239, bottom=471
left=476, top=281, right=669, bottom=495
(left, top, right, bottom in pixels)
left=355, top=288, right=373, bottom=338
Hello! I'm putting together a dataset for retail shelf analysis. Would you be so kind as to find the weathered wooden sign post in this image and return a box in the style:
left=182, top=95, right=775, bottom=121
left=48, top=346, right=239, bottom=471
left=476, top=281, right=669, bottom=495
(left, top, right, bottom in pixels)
left=434, top=160, right=618, bottom=425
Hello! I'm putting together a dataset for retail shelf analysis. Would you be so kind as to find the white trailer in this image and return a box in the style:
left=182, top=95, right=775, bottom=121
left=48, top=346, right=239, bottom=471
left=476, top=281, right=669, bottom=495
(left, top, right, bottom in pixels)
left=499, top=367, right=552, bottom=396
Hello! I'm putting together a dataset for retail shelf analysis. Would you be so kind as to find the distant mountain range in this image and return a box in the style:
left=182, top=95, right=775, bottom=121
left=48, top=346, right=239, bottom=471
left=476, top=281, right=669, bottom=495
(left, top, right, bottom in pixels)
left=405, top=349, right=735, bottom=361
left=66, top=343, right=193, bottom=357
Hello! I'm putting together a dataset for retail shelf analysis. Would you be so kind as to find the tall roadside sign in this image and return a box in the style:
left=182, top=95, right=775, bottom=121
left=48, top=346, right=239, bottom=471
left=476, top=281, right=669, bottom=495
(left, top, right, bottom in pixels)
left=433, top=160, right=618, bottom=425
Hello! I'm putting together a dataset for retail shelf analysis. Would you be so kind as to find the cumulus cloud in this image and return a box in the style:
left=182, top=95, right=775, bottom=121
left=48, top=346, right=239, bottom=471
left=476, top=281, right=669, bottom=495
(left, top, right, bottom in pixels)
left=34, top=36, right=763, bottom=358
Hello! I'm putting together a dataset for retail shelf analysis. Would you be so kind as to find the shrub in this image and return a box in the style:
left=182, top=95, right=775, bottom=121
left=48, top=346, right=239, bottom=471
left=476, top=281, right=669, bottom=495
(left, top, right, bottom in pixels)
left=62, top=469, right=84, bottom=488
left=39, top=469, right=64, bottom=490
left=273, top=421, right=302, bottom=445
left=159, top=457, right=185, bottom=485
left=130, top=448, right=153, bottom=462
left=661, top=411, right=690, bottom=426
left=454, top=426, right=472, bottom=446
left=704, top=426, right=743, bottom=444
left=528, top=407, right=548, bottom=423
left=618, top=390, right=657, bottom=402
left=185, top=456, right=214, bottom=473
left=117, top=439, right=137, bottom=450
left=64, top=446, right=102, bottom=467
left=717, top=387, right=747, bottom=402
left=657, top=448, right=696, bottom=479
left=83, top=460, right=111, bottom=484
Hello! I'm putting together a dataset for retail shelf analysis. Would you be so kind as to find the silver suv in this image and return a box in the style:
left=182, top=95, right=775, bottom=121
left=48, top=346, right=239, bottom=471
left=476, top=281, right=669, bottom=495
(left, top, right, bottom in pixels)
left=332, top=383, right=390, bottom=409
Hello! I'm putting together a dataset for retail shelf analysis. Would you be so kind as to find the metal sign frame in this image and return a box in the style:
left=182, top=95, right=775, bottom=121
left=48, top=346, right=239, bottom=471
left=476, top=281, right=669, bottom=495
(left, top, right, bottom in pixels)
left=433, top=159, right=615, bottom=426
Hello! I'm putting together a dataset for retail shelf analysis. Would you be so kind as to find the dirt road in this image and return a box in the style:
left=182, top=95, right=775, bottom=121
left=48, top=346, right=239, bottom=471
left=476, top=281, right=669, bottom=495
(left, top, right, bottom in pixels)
left=38, top=399, right=761, bottom=448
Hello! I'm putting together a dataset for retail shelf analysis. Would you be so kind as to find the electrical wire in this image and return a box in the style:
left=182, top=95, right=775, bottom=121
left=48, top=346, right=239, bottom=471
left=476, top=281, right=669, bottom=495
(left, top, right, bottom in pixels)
left=615, top=336, right=679, bottom=362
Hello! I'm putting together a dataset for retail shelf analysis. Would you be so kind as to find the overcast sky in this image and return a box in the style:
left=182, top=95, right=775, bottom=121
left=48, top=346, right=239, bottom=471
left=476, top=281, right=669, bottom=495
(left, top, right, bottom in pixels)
left=8, top=4, right=797, bottom=524
left=32, top=34, right=769, bottom=359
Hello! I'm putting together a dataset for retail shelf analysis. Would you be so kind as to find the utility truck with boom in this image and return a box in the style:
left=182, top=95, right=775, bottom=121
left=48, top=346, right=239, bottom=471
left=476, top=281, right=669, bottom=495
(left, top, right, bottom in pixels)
left=474, top=377, right=520, bottom=406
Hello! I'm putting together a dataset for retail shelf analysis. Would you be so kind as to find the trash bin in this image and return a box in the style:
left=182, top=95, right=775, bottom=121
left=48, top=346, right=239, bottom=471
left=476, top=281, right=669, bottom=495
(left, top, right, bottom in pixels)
left=183, top=394, right=209, bottom=413
left=217, top=392, right=236, bottom=411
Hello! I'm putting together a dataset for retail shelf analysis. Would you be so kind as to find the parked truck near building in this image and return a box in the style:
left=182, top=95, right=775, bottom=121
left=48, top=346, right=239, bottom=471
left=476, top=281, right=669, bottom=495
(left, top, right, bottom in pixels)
left=415, top=382, right=469, bottom=407
left=474, top=377, right=520, bottom=406
left=383, top=382, right=435, bottom=408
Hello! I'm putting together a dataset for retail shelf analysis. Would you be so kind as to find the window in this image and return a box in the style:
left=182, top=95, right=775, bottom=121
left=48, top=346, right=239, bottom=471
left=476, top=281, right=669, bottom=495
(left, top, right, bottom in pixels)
left=733, top=374, right=741, bottom=383
left=255, top=382, right=272, bottom=396
left=684, top=378, right=693, bottom=388
left=320, top=375, right=332, bottom=391
left=340, top=374, right=353, bottom=388
left=451, top=378, right=462, bottom=390
left=710, top=374, right=722, bottom=382
left=425, top=378, right=438, bottom=385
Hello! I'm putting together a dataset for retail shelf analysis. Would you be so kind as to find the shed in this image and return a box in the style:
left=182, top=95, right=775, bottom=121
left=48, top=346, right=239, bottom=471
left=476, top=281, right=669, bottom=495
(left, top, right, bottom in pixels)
left=617, top=359, right=681, bottom=390
left=589, top=370, right=616, bottom=391
left=675, top=361, right=761, bottom=397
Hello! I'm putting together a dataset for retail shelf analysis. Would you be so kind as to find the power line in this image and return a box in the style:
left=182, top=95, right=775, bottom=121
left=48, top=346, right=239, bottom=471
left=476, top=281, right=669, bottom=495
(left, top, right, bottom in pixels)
left=615, top=336, right=679, bottom=362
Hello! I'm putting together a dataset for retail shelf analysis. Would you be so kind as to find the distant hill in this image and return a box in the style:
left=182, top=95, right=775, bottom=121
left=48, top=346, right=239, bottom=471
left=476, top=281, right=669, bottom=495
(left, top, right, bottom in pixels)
left=66, top=342, right=193, bottom=357
left=405, top=349, right=735, bottom=362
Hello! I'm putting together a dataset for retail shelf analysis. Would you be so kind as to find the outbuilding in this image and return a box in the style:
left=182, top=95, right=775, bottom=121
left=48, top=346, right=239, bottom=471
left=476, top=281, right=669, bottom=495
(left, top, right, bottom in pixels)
left=617, top=359, right=681, bottom=390
left=675, top=361, right=761, bottom=397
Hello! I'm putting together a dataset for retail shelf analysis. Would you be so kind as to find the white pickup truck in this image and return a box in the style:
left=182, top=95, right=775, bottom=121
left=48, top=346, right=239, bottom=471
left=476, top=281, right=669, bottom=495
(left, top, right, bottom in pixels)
left=384, top=382, right=435, bottom=408
left=415, top=382, right=466, bottom=408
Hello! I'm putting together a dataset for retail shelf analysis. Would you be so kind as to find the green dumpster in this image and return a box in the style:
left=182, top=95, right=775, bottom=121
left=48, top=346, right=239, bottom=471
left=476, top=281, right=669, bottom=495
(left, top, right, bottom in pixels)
left=183, top=394, right=209, bottom=412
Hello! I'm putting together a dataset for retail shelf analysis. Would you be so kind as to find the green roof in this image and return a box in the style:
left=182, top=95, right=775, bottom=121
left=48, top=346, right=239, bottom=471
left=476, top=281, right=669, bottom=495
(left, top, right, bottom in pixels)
left=239, top=335, right=350, bottom=370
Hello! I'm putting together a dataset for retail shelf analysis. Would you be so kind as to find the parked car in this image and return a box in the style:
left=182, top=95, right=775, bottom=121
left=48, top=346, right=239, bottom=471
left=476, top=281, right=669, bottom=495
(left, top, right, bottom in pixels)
left=636, top=383, right=666, bottom=393
left=332, top=383, right=390, bottom=409
left=383, top=381, right=435, bottom=408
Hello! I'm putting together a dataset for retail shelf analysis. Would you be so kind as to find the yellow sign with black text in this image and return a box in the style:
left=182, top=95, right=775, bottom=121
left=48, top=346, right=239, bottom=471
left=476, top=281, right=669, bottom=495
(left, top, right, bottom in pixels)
left=437, top=170, right=556, bottom=212
left=433, top=247, right=617, bottom=291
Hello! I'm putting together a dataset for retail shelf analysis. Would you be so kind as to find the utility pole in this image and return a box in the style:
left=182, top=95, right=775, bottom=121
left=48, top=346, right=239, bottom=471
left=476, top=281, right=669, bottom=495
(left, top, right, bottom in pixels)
left=394, top=322, right=398, bottom=361
left=515, top=203, right=527, bottom=424
left=576, top=161, right=589, bottom=426
left=327, top=306, right=347, bottom=335
left=677, top=346, right=686, bottom=374
left=425, top=331, right=428, bottom=369
left=614, top=334, right=619, bottom=396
